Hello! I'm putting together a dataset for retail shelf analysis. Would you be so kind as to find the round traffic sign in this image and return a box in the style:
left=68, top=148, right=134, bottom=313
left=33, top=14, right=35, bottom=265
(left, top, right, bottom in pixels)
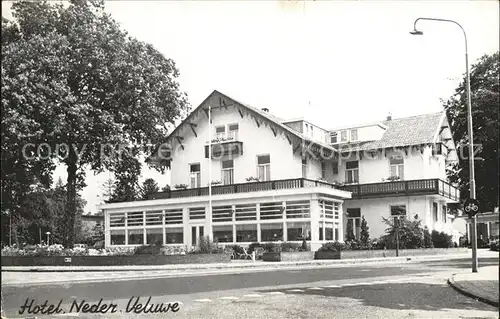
left=463, top=198, right=479, bottom=214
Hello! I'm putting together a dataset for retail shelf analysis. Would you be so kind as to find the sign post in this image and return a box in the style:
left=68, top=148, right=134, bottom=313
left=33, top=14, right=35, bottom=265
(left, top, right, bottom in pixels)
left=464, top=198, right=479, bottom=272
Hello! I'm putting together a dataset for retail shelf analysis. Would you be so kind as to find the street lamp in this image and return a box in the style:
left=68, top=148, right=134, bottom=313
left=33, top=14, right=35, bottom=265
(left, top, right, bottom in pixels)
left=410, top=17, right=478, bottom=272
left=46, top=231, right=51, bottom=246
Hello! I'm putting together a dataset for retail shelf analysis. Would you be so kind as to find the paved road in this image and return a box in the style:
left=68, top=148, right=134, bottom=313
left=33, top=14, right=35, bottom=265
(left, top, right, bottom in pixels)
left=2, top=257, right=498, bottom=318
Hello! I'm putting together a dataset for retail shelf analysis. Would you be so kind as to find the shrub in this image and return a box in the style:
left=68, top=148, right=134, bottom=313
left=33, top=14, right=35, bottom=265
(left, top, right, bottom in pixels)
left=345, top=221, right=355, bottom=242
left=301, top=239, right=308, bottom=251
left=490, top=240, right=499, bottom=251
left=318, top=241, right=345, bottom=252
left=281, top=242, right=302, bottom=252
left=263, top=243, right=281, bottom=253
left=228, top=244, right=245, bottom=255
left=431, top=231, right=454, bottom=248
left=248, top=242, right=263, bottom=253
left=382, top=217, right=425, bottom=249
left=360, top=216, right=370, bottom=247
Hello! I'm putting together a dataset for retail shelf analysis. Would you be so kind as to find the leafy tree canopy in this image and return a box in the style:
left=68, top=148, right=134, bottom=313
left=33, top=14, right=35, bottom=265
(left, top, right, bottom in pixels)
left=2, top=0, right=189, bottom=247
left=445, top=51, right=499, bottom=212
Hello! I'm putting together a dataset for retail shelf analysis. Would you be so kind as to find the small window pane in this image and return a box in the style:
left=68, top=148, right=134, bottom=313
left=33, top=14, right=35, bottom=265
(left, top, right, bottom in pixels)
left=390, top=205, right=406, bottom=216
left=229, top=124, right=239, bottom=131
left=216, top=126, right=225, bottom=133
left=257, top=155, right=270, bottom=165
left=190, top=164, right=200, bottom=172
left=350, top=129, right=358, bottom=141
left=390, top=156, right=404, bottom=165
left=346, top=161, right=358, bottom=169
left=347, top=208, right=361, bottom=218
left=222, top=160, right=233, bottom=169
left=341, top=131, right=348, bottom=141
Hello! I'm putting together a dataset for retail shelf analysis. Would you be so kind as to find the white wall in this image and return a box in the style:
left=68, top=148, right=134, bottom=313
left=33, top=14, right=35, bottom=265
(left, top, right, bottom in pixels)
left=343, top=196, right=428, bottom=239
left=337, top=146, right=449, bottom=184
left=170, top=105, right=301, bottom=187
left=343, top=195, right=462, bottom=243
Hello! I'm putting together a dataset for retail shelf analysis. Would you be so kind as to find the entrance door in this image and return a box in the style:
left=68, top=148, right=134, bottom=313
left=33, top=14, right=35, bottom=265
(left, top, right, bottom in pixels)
left=191, top=225, right=205, bottom=247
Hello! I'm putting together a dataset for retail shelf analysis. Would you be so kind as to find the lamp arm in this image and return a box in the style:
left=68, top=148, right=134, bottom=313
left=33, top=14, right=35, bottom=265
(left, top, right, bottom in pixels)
left=413, top=17, right=468, bottom=54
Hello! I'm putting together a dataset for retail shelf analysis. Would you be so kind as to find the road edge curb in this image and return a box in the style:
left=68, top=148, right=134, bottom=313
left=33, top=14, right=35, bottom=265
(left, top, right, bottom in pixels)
left=447, top=274, right=499, bottom=308
left=1, top=253, right=471, bottom=273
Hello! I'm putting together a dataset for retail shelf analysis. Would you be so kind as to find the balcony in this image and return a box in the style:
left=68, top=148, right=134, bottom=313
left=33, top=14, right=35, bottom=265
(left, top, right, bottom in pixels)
left=147, top=178, right=340, bottom=200
left=340, top=179, right=460, bottom=202
left=204, top=134, right=243, bottom=159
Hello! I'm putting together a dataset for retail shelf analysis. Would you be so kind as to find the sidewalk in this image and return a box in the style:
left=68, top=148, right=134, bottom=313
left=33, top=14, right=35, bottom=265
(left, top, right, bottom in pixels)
left=3, top=252, right=495, bottom=287
left=1, top=252, right=481, bottom=273
left=448, top=265, right=499, bottom=307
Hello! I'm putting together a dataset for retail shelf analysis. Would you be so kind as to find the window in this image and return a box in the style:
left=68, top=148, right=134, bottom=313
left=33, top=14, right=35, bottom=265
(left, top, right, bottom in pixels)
left=305, top=124, right=309, bottom=134
left=190, top=163, right=201, bottom=188
left=321, top=162, right=326, bottom=179
left=345, top=161, right=359, bottom=183
left=228, top=124, right=239, bottom=140
left=236, top=224, right=257, bottom=242
left=146, top=228, right=163, bottom=245
left=189, top=207, right=205, bottom=220
left=302, top=157, right=307, bottom=178
left=319, top=222, right=335, bottom=241
left=442, top=205, right=447, bottom=223
left=222, top=159, right=234, bottom=184
left=261, top=223, right=283, bottom=242
left=213, top=225, right=233, bottom=243
left=391, top=205, right=407, bottom=225
left=389, top=156, right=404, bottom=180
left=287, top=222, right=311, bottom=241
left=310, top=126, right=314, bottom=137
left=215, top=126, right=226, bottom=139
left=341, top=130, right=348, bottom=142
left=257, top=155, right=271, bottom=181
left=433, top=202, right=438, bottom=222
left=347, top=208, right=361, bottom=240
left=350, top=129, right=358, bottom=141
left=110, top=230, right=125, bottom=245
left=165, top=227, right=183, bottom=244
left=330, top=132, right=338, bottom=144
left=128, top=229, right=143, bottom=245
left=333, top=162, right=339, bottom=175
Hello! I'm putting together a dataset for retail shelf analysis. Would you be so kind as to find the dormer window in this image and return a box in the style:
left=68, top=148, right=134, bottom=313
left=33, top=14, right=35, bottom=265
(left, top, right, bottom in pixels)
left=341, top=130, right=348, bottom=142
left=330, top=132, right=338, bottom=144
left=350, top=129, right=358, bottom=141
left=215, top=126, right=226, bottom=139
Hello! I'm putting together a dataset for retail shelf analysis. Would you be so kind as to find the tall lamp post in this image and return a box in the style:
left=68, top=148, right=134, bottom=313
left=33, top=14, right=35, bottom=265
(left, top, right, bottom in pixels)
left=410, top=17, right=477, bottom=272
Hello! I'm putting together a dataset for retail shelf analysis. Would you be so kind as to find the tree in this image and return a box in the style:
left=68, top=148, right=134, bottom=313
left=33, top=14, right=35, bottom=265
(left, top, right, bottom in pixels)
left=345, top=220, right=355, bottom=242
left=140, top=178, right=159, bottom=200
left=381, top=216, right=424, bottom=249
left=444, top=51, right=499, bottom=212
left=161, top=184, right=171, bottom=192
left=360, top=216, right=370, bottom=247
left=2, top=1, right=189, bottom=247
left=100, top=176, right=116, bottom=203
left=109, top=153, right=141, bottom=202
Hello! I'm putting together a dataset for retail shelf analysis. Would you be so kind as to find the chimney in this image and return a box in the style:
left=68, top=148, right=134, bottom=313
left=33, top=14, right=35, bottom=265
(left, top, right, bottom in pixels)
left=262, top=108, right=269, bottom=113
left=386, top=112, right=392, bottom=121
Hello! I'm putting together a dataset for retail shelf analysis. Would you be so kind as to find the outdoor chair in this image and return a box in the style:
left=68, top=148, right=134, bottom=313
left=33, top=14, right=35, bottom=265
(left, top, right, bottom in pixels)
left=240, top=248, right=253, bottom=260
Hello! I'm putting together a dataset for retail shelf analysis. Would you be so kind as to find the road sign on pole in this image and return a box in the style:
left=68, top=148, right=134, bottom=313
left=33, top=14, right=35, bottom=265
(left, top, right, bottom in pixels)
left=463, top=198, right=479, bottom=272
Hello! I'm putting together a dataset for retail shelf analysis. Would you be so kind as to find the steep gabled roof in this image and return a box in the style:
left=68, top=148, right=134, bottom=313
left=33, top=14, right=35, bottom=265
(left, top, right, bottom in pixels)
left=337, top=112, right=445, bottom=152
left=147, top=90, right=338, bottom=164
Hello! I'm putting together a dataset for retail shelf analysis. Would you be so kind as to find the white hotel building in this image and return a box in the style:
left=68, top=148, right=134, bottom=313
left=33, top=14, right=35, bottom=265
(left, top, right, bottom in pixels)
left=99, top=90, right=462, bottom=250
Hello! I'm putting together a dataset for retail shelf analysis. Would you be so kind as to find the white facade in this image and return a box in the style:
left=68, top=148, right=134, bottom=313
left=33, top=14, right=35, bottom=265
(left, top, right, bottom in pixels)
left=100, top=90, right=462, bottom=249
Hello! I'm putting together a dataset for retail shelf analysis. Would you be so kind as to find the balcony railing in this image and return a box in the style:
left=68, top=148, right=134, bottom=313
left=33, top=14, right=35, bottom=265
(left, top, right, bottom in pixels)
left=340, top=179, right=460, bottom=202
left=147, top=178, right=340, bottom=200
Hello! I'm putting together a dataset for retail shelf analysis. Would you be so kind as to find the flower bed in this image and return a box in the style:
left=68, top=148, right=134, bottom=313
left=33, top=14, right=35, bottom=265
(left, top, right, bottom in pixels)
left=1, top=254, right=231, bottom=266
left=1, top=244, right=231, bottom=266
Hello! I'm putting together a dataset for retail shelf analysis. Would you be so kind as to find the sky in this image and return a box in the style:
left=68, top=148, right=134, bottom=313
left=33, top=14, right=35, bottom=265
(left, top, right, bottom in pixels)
left=2, top=1, right=499, bottom=214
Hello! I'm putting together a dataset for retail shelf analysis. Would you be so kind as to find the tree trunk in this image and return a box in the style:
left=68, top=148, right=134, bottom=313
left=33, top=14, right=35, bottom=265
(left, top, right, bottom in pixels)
left=65, top=149, right=78, bottom=248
